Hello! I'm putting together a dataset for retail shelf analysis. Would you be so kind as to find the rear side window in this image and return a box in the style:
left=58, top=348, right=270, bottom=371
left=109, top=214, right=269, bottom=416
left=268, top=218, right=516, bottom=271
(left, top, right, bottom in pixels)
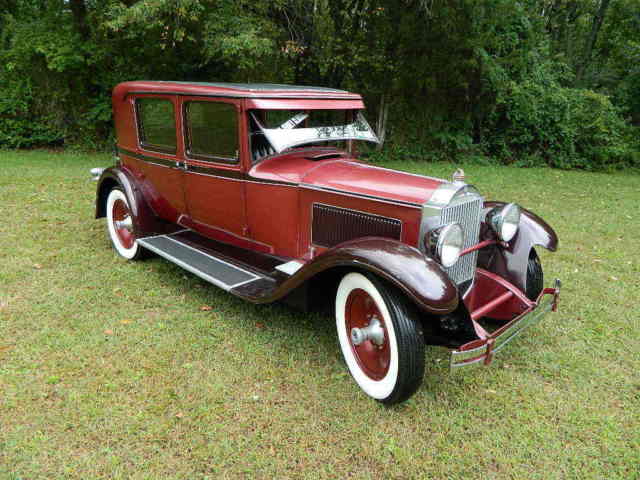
left=135, top=98, right=177, bottom=154
left=184, top=101, right=238, bottom=162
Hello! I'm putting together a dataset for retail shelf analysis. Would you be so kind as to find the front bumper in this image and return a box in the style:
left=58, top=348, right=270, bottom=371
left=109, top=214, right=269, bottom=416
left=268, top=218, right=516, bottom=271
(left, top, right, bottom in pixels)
left=450, top=278, right=561, bottom=369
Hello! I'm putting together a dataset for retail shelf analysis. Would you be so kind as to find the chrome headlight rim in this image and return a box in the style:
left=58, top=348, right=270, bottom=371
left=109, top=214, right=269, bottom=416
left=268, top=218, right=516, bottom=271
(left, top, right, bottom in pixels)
left=426, top=222, right=464, bottom=268
left=488, top=203, right=521, bottom=242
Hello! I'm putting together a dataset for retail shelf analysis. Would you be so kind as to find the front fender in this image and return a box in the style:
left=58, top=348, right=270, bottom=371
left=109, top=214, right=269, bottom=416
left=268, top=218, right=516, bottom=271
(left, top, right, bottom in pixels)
left=480, top=201, right=559, bottom=291
left=238, top=237, right=459, bottom=315
left=95, top=166, right=166, bottom=238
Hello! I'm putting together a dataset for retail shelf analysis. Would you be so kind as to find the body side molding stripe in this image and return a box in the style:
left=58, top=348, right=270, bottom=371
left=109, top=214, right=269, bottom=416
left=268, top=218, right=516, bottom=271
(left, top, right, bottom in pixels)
left=117, top=146, right=422, bottom=208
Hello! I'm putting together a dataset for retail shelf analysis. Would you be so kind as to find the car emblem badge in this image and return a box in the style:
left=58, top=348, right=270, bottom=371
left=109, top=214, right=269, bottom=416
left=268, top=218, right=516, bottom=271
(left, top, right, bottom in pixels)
left=452, top=168, right=465, bottom=184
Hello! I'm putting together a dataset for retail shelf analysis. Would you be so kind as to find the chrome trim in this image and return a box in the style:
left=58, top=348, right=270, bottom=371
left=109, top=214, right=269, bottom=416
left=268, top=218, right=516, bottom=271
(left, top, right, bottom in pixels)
left=487, top=203, right=521, bottom=242
left=450, top=279, right=561, bottom=369
left=351, top=317, right=385, bottom=346
left=419, top=181, right=483, bottom=285
left=441, top=196, right=483, bottom=284
left=164, top=236, right=261, bottom=282
left=452, top=168, right=466, bottom=184
left=137, top=235, right=260, bottom=291
left=114, top=215, right=133, bottom=232
left=275, top=260, right=304, bottom=276
left=90, top=167, right=105, bottom=181
left=422, top=182, right=481, bottom=217
left=426, top=223, right=464, bottom=267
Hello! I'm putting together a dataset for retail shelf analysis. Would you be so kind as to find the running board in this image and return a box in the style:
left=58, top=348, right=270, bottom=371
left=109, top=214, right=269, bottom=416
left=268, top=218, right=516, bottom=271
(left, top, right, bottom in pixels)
left=138, top=234, right=262, bottom=291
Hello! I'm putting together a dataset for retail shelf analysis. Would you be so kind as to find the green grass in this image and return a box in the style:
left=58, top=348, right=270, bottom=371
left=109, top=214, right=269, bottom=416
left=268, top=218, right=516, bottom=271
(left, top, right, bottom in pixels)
left=1, top=150, right=638, bottom=479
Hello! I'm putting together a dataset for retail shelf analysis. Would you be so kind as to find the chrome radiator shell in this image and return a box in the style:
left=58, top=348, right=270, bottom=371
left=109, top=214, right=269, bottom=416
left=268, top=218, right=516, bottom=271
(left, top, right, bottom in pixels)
left=440, top=196, right=483, bottom=284
left=420, top=183, right=484, bottom=285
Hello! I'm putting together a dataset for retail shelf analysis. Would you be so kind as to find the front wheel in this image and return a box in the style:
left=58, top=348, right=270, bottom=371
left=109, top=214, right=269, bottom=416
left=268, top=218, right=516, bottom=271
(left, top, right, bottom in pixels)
left=335, top=272, right=425, bottom=404
left=525, top=249, right=544, bottom=301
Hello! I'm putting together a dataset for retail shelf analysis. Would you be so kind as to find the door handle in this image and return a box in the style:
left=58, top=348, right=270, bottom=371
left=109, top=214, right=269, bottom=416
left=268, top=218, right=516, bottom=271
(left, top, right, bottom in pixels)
left=175, top=160, right=188, bottom=170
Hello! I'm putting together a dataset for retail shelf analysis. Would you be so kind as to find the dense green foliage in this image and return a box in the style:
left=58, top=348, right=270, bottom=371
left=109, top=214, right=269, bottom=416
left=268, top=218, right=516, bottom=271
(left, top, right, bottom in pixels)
left=1, top=0, right=638, bottom=169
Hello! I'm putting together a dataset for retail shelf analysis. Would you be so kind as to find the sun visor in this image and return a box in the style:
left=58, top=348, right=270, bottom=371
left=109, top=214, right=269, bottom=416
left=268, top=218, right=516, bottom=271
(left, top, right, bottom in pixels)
left=245, top=98, right=365, bottom=110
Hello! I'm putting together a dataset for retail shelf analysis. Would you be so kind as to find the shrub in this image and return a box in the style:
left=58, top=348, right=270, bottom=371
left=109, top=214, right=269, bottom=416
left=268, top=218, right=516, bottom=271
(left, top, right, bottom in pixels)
left=487, top=80, right=639, bottom=170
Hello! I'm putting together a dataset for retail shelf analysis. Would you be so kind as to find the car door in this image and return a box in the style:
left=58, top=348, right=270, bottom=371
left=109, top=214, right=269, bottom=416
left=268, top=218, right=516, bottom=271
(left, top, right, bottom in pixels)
left=180, top=98, right=247, bottom=241
left=130, top=95, right=186, bottom=223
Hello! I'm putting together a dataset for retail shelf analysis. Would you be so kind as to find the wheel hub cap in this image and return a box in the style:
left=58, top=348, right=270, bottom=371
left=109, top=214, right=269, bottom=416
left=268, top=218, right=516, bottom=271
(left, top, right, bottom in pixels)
left=112, top=198, right=135, bottom=249
left=345, top=288, right=390, bottom=380
left=350, top=317, right=385, bottom=346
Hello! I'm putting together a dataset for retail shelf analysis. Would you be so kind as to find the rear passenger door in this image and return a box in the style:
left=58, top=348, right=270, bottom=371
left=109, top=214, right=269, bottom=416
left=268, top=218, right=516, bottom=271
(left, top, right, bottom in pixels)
left=131, top=95, right=186, bottom=222
left=181, top=99, right=247, bottom=240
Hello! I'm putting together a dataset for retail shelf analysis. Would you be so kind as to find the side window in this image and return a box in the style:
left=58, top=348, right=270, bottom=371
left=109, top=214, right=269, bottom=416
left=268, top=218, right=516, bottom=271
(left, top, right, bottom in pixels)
left=135, top=98, right=177, bottom=154
left=184, top=101, right=238, bottom=162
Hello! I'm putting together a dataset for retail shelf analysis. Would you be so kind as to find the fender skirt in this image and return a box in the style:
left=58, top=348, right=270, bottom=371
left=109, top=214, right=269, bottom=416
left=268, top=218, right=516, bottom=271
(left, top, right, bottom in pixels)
left=232, top=237, right=459, bottom=315
left=94, top=166, right=172, bottom=238
left=479, top=201, right=558, bottom=292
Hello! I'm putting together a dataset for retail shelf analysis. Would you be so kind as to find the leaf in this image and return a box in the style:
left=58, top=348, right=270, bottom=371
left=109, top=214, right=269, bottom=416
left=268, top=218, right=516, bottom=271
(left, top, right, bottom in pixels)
left=200, top=305, right=213, bottom=311
left=255, top=322, right=265, bottom=329
left=33, top=263, right=43, bottom=269
left=120, top=319, right=133, bottom=325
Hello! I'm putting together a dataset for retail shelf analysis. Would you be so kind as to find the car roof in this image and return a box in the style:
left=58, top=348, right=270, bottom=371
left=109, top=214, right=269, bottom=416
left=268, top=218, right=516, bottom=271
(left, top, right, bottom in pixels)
left=115, top=81, right=362, bottom=100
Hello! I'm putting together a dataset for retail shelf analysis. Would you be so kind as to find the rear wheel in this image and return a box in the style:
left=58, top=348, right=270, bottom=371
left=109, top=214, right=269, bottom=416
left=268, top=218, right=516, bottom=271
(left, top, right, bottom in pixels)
left=525, top=249, right=544, bottom=301
left=106, top=188, right=144, bottom=260
left=335, top=272, right=425, bottom=404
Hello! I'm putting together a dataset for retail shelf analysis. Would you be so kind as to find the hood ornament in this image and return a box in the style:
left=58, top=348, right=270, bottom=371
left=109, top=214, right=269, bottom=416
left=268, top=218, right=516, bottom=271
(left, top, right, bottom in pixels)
left=452, top=168, right=465, bottom=184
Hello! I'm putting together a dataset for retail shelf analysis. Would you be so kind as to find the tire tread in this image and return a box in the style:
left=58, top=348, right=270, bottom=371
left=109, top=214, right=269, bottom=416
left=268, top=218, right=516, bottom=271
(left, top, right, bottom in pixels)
left=365, top=273, right=425, bottom=405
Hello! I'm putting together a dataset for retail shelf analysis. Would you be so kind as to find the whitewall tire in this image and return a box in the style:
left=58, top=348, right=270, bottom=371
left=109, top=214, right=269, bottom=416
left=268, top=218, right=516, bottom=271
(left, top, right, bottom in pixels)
left=106, top=188, right=143, bottom=260
left=335, top=272, right=425, bottom=404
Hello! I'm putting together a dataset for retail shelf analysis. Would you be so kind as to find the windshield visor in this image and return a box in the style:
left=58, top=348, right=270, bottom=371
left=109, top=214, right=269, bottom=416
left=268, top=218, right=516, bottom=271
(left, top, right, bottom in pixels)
left=251, top=109, right=379, bottom=153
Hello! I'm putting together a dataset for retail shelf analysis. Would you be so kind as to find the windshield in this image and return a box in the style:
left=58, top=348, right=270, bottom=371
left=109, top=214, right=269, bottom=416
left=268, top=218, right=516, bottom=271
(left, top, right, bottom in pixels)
left=250, top=109, right=379, bottom=157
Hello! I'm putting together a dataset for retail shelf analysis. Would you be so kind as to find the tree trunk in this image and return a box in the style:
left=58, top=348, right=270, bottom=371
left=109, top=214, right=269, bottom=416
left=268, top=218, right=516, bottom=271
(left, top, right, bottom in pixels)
left=576, top=0, right=611, bottom=84
left=376, top=93, right=389, bottom=151
left=69, top=0, right=89, bottom=39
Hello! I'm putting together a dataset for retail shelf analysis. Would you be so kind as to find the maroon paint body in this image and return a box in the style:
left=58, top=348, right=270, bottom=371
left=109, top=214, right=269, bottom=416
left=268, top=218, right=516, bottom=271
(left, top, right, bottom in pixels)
left=109, top=81, right=432, bottom=259
left=98, top=81, right=559, bottom=349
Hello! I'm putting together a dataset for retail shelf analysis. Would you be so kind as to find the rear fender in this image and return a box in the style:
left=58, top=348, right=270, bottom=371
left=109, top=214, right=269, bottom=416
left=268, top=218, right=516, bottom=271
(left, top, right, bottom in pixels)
left=480, top=201, right=558, bottom=292
left=95, top=166, right=167, bottom=238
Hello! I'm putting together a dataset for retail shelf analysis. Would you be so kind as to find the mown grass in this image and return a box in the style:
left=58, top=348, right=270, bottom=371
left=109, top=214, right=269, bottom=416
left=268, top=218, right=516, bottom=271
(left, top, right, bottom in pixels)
left=1, top=150, right=638, bottom=479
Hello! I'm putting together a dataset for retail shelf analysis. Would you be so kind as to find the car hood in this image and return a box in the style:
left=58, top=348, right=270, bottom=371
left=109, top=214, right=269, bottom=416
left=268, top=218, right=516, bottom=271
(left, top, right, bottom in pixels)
left=250, top=151, right=444, bottom=206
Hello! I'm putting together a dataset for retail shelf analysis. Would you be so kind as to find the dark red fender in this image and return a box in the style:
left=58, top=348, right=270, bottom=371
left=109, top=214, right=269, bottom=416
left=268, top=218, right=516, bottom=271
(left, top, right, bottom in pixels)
left=233, top=237, right=459, bottom=315
left=95, top=166, right=178, bottom=238
left=478, top=201, right=558, bottom=292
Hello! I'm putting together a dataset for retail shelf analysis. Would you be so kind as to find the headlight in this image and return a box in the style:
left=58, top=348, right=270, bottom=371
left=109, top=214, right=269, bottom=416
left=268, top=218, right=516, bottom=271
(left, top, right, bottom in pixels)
left=487, top=203, right=521, bottom=242
left=426, top=222, right=464, bottom=267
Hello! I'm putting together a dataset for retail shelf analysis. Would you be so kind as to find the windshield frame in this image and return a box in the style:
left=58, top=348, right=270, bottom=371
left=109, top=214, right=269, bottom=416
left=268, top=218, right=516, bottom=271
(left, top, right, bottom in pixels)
left=250, top=110, right=379, bottom=153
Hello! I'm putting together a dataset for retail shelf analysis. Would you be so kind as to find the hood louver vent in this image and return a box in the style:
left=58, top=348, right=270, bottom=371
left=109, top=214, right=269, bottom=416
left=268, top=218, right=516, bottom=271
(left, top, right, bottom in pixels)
left=312, top=204, right=402, bottom=248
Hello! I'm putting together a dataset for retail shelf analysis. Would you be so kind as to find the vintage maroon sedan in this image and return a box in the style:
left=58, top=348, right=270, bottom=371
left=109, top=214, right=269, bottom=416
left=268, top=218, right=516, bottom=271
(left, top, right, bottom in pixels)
left=93, top=81, right=561, bottom=404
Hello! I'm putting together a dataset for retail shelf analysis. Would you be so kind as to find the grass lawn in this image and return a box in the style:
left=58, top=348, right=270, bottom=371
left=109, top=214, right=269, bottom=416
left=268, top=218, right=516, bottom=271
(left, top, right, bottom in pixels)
left=1, top=150, right=638, bottom=479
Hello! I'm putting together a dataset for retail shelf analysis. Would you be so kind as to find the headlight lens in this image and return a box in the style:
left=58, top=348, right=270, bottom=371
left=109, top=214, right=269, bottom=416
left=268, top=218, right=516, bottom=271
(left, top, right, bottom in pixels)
left=488, top=203, right=521, bottom=242
left=426, top=222, right=464, bottom=267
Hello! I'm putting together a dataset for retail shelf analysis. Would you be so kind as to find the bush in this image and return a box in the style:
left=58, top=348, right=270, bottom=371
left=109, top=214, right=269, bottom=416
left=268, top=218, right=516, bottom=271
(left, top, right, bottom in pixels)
left=487, top=80, right=639, bottom=170
left=0, top=78, right=65, bottom=148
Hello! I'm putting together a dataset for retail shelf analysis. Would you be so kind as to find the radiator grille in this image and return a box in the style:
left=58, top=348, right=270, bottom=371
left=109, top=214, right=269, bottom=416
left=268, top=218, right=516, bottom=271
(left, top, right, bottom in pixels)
left=441, top=196, right=483, bottom=284
left=312, top=204, right=401, bottom=248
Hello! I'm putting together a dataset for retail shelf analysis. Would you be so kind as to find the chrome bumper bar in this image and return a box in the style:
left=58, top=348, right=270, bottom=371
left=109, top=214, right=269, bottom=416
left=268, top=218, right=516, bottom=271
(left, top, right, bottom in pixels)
left=450, top=278, right=561, bottom=369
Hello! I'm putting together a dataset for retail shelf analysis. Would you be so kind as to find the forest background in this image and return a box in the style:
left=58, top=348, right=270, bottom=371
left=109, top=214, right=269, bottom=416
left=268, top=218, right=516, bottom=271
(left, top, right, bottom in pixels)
left=1, top=0, right=639, bottom=170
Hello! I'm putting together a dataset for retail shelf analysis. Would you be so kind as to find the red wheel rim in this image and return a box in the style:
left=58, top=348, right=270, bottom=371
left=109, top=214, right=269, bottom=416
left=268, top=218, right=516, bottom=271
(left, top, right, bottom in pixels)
left=112, top=198, right=135, bottom=249
left=345, top=288, right=390, bottom=380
